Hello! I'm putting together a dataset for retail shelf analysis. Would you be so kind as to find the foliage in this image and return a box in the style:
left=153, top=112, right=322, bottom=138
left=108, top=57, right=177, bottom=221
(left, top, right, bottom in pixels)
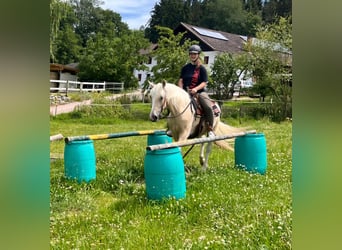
left=262, top=0, right=292, bottom=24
left=50, top=0, right=70, bottom=62
left=71, top=0, right=106, bottom=46
left=50, top=104, right=292, bottom=249
left=145, top=0, right=188, bottom=43
left=78, top=31, right=150, bottom=89
left=247, top=16, right=292, bottom=120
left=199, top=0, right=248, bottom=35
left=243, top=0, right=263, bottom=14
left=256, top=15, right=292, bottom=51
left=210, top=52, right=252, bottom=99
left=54, top=25, right=82, bottom=64
left=149, top=26, right=193, bottom=84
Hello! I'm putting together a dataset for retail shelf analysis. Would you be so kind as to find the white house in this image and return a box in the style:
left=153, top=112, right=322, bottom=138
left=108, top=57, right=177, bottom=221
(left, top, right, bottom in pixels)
left=133, top=44, right=158, bottom=87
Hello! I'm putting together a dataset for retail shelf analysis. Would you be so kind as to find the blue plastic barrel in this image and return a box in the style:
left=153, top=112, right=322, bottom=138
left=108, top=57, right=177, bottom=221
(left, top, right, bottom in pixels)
left=144, top=133, right=186, bottom=200
left=147, top=131, right=171, bottom=145
left=64, top=140, right=96, bottom=182
left=234, top=133, right=267, bottom=174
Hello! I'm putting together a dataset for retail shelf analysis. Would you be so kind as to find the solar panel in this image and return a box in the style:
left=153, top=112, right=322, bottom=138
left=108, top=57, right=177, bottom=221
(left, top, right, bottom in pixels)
left=240, top=35, right=248, bottom=41
left=193, top=27, right=228, bottom=41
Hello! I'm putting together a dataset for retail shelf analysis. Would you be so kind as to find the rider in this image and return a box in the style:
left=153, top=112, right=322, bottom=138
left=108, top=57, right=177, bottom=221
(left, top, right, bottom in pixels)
left=178, top=44, right=215, bottom=137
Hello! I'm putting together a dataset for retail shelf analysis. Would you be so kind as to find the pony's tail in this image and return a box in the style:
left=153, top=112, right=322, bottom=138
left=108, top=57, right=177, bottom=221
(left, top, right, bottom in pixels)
left=213, top=122, right=249, bottom=151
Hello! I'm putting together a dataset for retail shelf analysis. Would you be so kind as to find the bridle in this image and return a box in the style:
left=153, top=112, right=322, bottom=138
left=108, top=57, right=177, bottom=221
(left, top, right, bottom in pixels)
left=154, top=89, right=193, bottom=120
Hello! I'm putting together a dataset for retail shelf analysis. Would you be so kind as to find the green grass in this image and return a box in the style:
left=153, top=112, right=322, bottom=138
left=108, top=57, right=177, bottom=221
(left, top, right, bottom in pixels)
left=50, top=103, right=292, bottom=249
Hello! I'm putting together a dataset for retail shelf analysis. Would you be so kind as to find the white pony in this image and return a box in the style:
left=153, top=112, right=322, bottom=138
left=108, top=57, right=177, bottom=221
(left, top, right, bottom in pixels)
left=148, top=80, right=245, bottom=170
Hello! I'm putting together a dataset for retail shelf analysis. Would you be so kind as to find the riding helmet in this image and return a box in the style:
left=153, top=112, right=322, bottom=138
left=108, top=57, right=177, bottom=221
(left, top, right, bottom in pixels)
left=188, top=44, right=201, bottom=54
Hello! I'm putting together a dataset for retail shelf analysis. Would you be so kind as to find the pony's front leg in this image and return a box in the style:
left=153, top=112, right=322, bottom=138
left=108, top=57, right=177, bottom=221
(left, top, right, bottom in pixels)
left=204, top=142, right=213, bottom=170
left=200, top=142, right=213, bottom=171
left=199, top=143, right=205, bottom=167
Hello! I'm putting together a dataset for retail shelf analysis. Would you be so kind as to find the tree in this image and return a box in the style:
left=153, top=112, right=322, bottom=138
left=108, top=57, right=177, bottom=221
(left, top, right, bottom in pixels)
left=145, top=0, right=187, bottom=43
left=50, top=0, right=70, bottom=62
left=114, top=31, right=151, bottom=88
left=210, top=52, right=251, bottom=99
left=52, top=1, right=82, bottom=64
left=247, top=16, right=292, bottom=120
left=71, top=0, right=103, bottom=46
left=78, top=30, right=150, bottom=89
left=243, top=0, right=263, bottom=14
left=94, top=8, right=130, bottom=39
left=149, top=26, right=193, bottom=84
left=262, top=0, right=292, bottom=24
left=69, top=0, right=130, bottom=46
left=54, top=25, right=82, bottom=64
left=199, top=0, right=248, bottom=35
left=184, top=0, right=204, bottom=25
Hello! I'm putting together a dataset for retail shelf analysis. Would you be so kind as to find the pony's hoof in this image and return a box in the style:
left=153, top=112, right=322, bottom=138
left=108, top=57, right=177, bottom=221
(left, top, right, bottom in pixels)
left=200, top=157, right=205, bottom=166
left=166, top=130, right=173, bottom=137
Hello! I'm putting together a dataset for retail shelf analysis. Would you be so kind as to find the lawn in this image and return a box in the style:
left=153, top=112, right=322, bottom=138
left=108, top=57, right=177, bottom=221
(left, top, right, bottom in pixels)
left=50, top=102, right=292, bottom=249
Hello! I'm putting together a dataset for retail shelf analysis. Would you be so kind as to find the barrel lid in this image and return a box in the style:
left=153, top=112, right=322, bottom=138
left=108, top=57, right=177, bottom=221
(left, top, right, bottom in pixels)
left=66, top=139, right=94, bottom=145
left=152, top=130, right=167, bottom=135
left=239, top=133, right=265, bottom=138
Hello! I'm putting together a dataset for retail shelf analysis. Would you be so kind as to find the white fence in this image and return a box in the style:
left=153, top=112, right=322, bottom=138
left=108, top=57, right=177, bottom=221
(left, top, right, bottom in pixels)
left=50, top=80, right=124, bottom=93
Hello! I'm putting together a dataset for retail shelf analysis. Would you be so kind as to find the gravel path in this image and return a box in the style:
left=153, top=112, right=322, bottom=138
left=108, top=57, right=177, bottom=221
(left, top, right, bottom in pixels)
left=50, top=90, right=143, bottom=116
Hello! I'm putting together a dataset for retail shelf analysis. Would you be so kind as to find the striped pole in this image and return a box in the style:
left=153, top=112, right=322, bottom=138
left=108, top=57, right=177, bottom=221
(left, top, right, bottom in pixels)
left=146, top=130, right=257, bottom=151
left=65, top=129, right=166, bottom=144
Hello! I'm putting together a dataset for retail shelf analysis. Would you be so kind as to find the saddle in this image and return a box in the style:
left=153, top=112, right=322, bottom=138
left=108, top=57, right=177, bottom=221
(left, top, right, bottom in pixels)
left=190, top=95, right=220, bottom=117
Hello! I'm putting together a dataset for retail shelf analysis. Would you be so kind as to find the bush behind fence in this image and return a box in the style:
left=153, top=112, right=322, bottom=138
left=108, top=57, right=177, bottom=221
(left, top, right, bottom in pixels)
left=54, top=97, right=291, bottom=123
left=221, top=101, right=292, bottom=122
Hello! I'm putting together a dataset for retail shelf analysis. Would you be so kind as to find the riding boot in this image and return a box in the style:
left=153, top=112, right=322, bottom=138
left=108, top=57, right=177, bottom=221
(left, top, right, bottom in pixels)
left=207, top=123, right=215, bottom=137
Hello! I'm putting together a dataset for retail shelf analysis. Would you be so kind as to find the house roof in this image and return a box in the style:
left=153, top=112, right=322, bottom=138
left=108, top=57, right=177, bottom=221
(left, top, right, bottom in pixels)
left=50, top=63, right=79, bottom=74
left=139, top=43, right=158, bottom=55
left=174, top=22, right=248, bottom=54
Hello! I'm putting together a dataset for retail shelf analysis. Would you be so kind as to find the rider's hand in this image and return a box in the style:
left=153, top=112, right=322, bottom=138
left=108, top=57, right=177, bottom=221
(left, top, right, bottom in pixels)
left=190, top=88, right=197, bottom=94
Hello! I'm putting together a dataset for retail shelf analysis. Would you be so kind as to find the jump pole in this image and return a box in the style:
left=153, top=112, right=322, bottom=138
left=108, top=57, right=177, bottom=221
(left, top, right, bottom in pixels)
left=146, top=130, right=257, bottom=151
left=50, top=133, right=64, bottom=142
left=65, top=129, right=166, bottom=143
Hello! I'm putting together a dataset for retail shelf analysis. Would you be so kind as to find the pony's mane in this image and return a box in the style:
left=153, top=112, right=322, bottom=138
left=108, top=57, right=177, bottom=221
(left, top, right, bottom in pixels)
left=162, top=83, right=190, bottom=110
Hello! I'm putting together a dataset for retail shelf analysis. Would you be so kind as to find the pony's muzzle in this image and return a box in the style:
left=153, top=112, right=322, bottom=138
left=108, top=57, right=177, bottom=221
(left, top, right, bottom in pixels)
left=150, top=113, right=159, bottom=122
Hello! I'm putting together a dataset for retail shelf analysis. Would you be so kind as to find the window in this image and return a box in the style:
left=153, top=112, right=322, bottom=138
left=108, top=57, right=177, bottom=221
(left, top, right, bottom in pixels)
left=148, top=57, right=152, bottom=64
left=204, top=56, right=209, bottom=65
left=138, top=74, right=142, bottom=81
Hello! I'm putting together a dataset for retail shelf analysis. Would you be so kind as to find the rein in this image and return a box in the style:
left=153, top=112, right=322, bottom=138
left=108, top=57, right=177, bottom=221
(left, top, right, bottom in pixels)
left=166, top=100, right=192, bottom=119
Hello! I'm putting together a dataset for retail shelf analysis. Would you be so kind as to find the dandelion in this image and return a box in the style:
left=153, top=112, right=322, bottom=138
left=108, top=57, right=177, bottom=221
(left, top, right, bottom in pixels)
left=198, top=235, right=206, bottom=241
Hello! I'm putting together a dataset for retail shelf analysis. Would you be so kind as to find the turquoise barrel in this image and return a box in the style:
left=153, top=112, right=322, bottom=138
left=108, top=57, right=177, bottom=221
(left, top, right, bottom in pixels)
left=64, top=140, right=96, bottom=182
left=147, top=131, right=171, bottom=145
left=144, top=133, right=186, bottom=200
left=234, top=133, right=267, bottom=174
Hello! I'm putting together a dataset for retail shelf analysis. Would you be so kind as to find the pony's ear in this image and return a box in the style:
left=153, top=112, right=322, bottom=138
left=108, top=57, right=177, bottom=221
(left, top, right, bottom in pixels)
left=162, top=80, right=166, bottom=88
left=148, top=81, right=155, bottom=88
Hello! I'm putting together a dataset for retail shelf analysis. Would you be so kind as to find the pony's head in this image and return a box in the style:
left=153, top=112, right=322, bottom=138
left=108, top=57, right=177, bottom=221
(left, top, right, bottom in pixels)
left=148, top=80, right=167, bottom=122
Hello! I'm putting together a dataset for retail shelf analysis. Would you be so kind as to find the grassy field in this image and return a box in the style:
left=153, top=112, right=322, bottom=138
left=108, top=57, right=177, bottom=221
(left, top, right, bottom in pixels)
left=50, top=102, right=292, bottom=249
